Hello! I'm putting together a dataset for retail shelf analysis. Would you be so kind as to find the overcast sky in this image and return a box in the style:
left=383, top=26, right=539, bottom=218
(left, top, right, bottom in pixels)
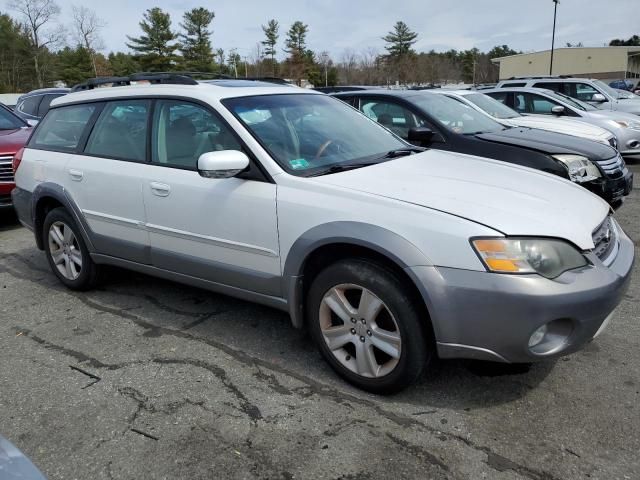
left=9, top=0, right=639, bottom=60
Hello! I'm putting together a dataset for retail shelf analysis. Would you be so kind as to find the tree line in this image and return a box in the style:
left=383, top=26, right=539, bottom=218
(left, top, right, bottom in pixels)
left=2, top=1, right=635, bottom=94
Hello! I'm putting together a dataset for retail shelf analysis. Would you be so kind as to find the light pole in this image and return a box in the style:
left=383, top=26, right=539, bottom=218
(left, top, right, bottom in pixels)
left=550, top=0, right=559, bottom=75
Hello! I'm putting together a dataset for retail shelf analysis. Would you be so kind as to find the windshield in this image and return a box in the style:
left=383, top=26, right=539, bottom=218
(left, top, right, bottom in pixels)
left=546, top=91, right=597, bottom=111
left=223, top=94, right=408, bottom=175
left=593, top=80, right=623, bottom=99
left=0, top=105, right=26, bottom=130
left=410, top=93, right=507, bottom=134
left=462, top=93, right=520, bottom=119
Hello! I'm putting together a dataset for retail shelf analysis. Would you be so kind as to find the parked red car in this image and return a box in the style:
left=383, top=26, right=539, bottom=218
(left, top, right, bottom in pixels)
left=0, top=104, right=32, bottom=209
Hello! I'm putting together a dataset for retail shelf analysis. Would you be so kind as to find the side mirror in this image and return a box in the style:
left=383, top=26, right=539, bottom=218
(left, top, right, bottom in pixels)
left=197, top=150, right=250, bottom=179
left=408, top=127, right=434, bottom=145
left=26, top=119, right=38, bottom=127
left=591, top=93, right=607, bottom=103
left=551, top=105, right=565, bottom=115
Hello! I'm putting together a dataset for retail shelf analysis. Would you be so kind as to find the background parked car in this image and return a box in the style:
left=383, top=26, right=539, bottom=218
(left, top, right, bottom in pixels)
left=484, top=87, right=640, bottom=156
left=435, top=89, right=618, bottom=149
left=496, top=77, right=640, bottom=115
left=0, top=103, right=32, bottom=209
left=14, top=88, right=70, bottom=124
left=333, top=89, right=633, bottom=206
left=609, top=79, right=638, bottom=93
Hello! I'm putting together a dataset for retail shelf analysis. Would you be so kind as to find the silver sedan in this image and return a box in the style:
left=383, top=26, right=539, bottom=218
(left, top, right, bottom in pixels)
left=484, top=87, right=640, bottom=156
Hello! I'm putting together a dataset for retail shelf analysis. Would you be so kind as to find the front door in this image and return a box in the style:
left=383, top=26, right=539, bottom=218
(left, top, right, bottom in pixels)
left=142, top=99, right=280, bottom=296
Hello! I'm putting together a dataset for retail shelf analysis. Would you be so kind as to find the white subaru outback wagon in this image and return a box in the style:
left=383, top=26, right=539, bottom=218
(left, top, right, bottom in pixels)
left=11, top=75, right=634, bottom=392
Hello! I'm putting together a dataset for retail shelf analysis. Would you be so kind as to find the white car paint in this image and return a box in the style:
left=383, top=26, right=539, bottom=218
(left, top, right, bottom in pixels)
left=440, top=90, right=615, bottom=147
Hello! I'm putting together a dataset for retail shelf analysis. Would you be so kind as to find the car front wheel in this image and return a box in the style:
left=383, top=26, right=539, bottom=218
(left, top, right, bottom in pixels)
left=307, top=259, right=431, bottom=393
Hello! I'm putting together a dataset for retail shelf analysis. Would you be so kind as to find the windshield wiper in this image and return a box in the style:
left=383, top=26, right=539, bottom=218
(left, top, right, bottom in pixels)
left=308, top=162, right=380, bottom=177
left=383, top=147, right=425, bottom=158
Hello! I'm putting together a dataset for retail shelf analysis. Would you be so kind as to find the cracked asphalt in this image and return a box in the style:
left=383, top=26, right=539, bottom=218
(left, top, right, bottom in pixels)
left=1, top=163, right=639, bottom=480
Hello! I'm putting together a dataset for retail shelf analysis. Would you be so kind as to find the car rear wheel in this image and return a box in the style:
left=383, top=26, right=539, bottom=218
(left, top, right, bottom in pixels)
left=43, top=207, right=99, bottom=290
left=307, top=259, right=431, bottom=393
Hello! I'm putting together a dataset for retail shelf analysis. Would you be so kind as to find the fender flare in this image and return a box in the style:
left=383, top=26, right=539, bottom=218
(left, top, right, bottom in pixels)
left=282, top=221, right=432, bottom=328
left=31, top=182, right=95, bottom=252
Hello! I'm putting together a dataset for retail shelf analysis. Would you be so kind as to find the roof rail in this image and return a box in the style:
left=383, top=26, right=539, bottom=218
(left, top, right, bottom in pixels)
left=506, top=75, right=574, bottom=80
left=71, top=72, right=200, bottom=92
left=71, top=76, right=131, bottom=91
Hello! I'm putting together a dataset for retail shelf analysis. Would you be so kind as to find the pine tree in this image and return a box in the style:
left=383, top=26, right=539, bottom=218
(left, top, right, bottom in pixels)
left=261, top=19, right=279, bottom=75
left=284, top=21, right=308, bottom=56
left=126, top=8, right=178, bottom=71
left=383, top=21, right=418, bottom=57
left=180, top=7, right=215, bottom=72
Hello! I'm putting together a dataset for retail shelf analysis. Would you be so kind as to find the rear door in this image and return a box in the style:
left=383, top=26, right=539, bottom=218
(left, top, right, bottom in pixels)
left=65, top=99, right=151, bottom=263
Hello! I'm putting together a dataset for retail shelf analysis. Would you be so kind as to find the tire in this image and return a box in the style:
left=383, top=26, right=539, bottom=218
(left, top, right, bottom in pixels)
left=42, top=207, right=99, bottom=290
left=307, top=259, right=431, bottom=394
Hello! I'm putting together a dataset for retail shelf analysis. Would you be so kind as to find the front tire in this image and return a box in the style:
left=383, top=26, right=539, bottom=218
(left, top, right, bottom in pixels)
left=307, top=259, right=431, bottom=393
left=43, top=207, right=99, bottom=290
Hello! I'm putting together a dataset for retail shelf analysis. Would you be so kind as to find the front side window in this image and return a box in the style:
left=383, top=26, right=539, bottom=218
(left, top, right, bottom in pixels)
left=513, top=93, right=560, bottom=114
left=223, top=94, right=408, bottom=176
left=152, top=100, right=241, bottom=169
left=574, top=83, right=600, bottom=101
left=85, top=100, right=150, bottom=161
left=0, top=106, right=26, bottom=130
left=410, top=93, right=506, bottom=135
left=29, top=104, right=97, bottom=151
left=360, top=99, right=422, bottom=139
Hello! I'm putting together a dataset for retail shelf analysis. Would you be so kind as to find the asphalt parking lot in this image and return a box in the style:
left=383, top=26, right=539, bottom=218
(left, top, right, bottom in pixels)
left=0, top=163, right=639, bottom=480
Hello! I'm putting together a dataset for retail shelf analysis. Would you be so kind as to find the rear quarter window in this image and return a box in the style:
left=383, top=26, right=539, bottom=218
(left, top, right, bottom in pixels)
left=29, top=104, right=97, bottom=152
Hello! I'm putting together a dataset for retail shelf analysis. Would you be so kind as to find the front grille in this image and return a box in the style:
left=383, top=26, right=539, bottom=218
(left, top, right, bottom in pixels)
left=595, top=154, right=625, bottom=178
left=592, top=216, right=618, bottom=264
left=0, top=156, right=14, bottom=183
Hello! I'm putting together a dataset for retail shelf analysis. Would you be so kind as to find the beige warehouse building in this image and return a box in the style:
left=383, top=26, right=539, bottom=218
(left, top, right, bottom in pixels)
left=492, top=46, right=640, bottom=82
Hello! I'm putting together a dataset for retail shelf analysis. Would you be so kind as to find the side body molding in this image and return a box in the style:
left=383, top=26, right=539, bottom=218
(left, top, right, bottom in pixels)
left=31, top=182, right=96, bottom=252
left=282, top=221, right=432, bottom=328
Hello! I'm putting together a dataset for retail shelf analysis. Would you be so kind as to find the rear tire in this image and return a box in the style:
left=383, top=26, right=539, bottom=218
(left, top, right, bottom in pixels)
left=307, top=259, right=431, bottom=393
left=43, top=207, right=99, bottom=290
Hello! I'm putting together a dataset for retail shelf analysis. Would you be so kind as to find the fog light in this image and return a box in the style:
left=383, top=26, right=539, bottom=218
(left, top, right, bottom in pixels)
left=528, top=324, right=548, bottom=348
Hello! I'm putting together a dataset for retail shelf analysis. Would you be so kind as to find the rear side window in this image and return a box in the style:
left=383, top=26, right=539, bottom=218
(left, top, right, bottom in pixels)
left=29, top=104, right=97, bottom=151
left=500, top=82, right=525, bottom=88
left=17, top=95, right=42, bottom=116
left=85, top=100, right=150, bottom=162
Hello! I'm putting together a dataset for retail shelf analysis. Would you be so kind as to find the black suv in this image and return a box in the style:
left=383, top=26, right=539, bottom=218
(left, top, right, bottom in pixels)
left=333, top=90, right=633, bottom=207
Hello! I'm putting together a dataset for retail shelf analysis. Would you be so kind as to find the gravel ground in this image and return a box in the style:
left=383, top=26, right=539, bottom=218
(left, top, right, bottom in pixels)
left=0, top=162, right=638, bottom=480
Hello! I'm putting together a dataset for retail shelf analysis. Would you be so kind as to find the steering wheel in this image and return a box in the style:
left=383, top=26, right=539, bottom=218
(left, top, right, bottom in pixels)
left=314, top=140, right=333, bottom=160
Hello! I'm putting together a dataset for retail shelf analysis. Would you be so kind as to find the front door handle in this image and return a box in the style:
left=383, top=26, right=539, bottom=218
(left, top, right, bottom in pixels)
left=68, top=169, right=83, bottom=181
left=150, top=182, right=171, bottom=197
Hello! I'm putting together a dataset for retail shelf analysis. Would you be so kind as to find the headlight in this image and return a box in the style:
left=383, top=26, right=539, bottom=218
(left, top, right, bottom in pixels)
left=552, top=154, right=601, bottom=183
left=472, top=238, right=588, bottom=279
left=613, top=119, right=640, bottom=131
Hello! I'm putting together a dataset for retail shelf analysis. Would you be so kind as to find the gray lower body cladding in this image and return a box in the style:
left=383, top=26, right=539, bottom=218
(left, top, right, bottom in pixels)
left=408, top=229, right=635, bottom=363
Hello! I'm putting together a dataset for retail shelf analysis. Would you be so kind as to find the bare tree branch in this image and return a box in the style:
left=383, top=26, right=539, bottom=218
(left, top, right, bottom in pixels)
left=71, top=5, right=106, bottom=76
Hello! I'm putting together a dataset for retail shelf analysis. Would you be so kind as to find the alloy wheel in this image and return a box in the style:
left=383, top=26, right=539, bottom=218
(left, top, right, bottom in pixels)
left=48, top=221, right=82, bottom=280
left=319, top=283, right=401, bottom=378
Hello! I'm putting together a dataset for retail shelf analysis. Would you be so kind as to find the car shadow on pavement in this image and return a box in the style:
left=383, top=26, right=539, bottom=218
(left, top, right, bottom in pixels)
left=0, top=209, right=20, bottom=232
left=5, top=246, right=555, bottom=412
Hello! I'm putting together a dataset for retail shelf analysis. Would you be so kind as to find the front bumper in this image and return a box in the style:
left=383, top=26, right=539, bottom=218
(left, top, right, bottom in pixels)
left=407, top=227, right=635, bottom=363
left=0, top=182, right=15, bottom=209
left=585, top=169, right=634, bottom=206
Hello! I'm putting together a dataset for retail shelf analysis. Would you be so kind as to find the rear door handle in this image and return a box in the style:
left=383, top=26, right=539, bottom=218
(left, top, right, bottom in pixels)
left=150, top=182, right=171, bottom=197
left=68, top=169, right=83, bottom=181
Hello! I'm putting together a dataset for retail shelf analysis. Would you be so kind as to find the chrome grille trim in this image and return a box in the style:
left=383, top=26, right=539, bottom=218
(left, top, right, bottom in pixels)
left=594, top=154, right=624, bottom=177
left=0, top=156, right=14, bottom=183
left=592, top=216, right=618, bottom=266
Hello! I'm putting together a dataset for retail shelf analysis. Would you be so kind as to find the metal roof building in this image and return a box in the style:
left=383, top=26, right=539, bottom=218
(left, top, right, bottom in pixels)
left=492, top=46, right=640, bottom=81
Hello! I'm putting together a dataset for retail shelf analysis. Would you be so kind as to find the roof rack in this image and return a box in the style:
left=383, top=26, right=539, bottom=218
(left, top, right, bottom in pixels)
left=506, top=75, right=574, bottom=80
left=71, top=72, right=291, bottom=92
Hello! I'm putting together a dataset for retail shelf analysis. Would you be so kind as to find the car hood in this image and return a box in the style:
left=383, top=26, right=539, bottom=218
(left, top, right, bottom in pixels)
left=475, top=127, right=616, bottom=161
left=504, top=116, right=612, bottom=143
left=0, top=127, right=32, bottom=155
left=312, top=150, right=609, bottom=250
left=586, top=109, right=640, bottom=124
